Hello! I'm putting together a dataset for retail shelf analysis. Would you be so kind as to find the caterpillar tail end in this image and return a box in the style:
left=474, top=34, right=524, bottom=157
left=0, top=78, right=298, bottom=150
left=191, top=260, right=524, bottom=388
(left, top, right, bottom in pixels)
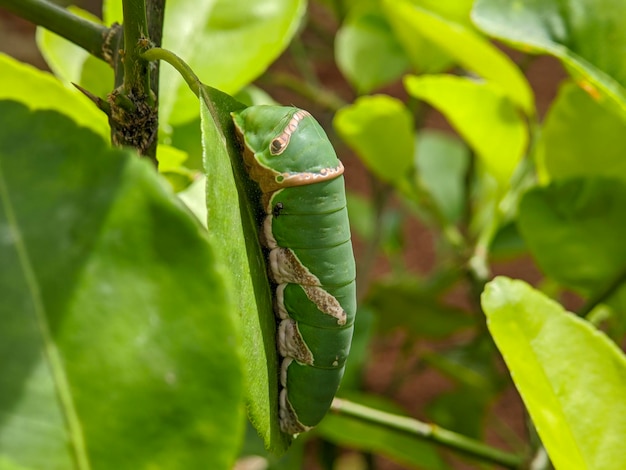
left=279, top=388, right=312, bottom=436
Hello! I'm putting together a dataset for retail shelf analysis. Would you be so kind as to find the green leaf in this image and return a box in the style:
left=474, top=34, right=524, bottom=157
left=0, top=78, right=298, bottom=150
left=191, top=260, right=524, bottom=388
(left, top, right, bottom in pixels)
left=178, top=175, right=209, bottom=232
left=422, top=338, right=502, bottom=393
left=537, top=82, right=626, bottom=183
left=334, top=95, right=414, bottom=193
left=156, top=144, right=189, bottom=173
left=198, top=87, right=289, bottom=453
left=0, top=53, right=108, bottom=138
left=518, top=178, right=626, bottom=293
left=405, top=74, right=528, bottom=185
left=335, top=5, right=410, bottom=94
left=408, top=0, right=475, bottom=27
left=415, top=130, right=470, bottom=223
left=489, top=221, right=527, bottom=260
left=481, top=277, right=626, bottom=470
left=472, top=0, right=626, bottom=118
left=317, top=394, right=449, bottom=470
left=366, top=277, right=474, bottom=338
left=36, top=6, right=113, bottom=99
left=384, top=0, right=534, bottom=115
left=381, top=0, right=453, bottom=74
left=158, top=0, right=306, bottom=126
left=234, top=85, right=279, bottom=107
left=0, top=101, right=244, bottom=469
left=171, top=117, right=205, bottom=171
left=157, top=145, right=195, bottom=192
left=426, top=387, right=488, bottom=439
left=599, top=287, right=626, bottom=343
left=102, top=0, right=123, bottom=24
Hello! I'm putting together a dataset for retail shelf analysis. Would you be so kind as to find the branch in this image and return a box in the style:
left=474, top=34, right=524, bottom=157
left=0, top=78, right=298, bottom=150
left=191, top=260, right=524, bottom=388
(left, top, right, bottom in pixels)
left=145, top=0, right=166, bottom=100
left=141, top=47, right=201, bottom=97
left=578, top=265, right=626, bottom=317
left=331, top=398, right=526, bottom=469
left=106, top=0, right=159, bottom=162
left=0, top=0, right=109, bottom=62
left=121, top=0, right=152, bottom=102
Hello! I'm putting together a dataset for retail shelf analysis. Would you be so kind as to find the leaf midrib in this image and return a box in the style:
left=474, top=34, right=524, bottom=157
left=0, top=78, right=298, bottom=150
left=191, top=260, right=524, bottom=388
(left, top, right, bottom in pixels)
left=0, top=158, right=91, bottom=470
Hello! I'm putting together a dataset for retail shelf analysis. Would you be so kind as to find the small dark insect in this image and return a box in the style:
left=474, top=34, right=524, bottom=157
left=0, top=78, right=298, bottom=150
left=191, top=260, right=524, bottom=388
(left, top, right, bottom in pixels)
left=272, top=202, right=284, bottom=217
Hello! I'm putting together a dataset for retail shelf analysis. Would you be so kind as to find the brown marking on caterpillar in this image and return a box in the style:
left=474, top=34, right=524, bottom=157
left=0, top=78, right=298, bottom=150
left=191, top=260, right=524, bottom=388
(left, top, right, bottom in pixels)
left=301, top=285, right=347, bottom=325
left=269, top=110, right=310, bottom=155
left=233, top=112, right=345, bottom=194
left=278, top=319, right=314, bottom=365
left=279, top=359, right=312, bottom=435
left=258, top=161, right=344, bottom=194
left=275, top=283, right=346, bottom=325
left=269, top=247, right=321, bottom=286
left=275, top=161, right=344, bottom=190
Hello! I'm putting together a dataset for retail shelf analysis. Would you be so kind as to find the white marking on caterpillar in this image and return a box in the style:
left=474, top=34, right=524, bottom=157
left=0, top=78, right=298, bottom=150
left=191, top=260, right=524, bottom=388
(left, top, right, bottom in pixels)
left=278, top=319, right=314, bottom=365
left=270, top=110, right=310, bottom=155
left=261, top=214, right=278, bottom=249
left=269, top=247, right=320, bottom=286
left=276, top=161, right=344, bottom=189
left=280, top=357, right=291, bottom=388
left=275, top=284, right=290, bottom=320
left=279, top=386, right=312, bottom=435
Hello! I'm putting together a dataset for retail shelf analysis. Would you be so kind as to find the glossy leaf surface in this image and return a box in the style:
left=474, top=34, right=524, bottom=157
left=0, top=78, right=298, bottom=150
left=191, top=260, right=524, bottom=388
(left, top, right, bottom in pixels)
left=482, top=277, right=626, bottom=470
left=0, top=101, right=244, bottom=469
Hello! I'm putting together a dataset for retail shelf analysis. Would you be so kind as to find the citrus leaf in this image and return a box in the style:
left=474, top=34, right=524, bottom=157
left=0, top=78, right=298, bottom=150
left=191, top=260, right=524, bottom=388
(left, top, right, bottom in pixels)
left=334, top=95, right=415, bottom=194
left=384, top=0, right=534, bottom=115
left=198, top=86, right=290, bottom=453
left=518, top=178, right=626, bottom=293
left=472, top=0, right=626, bottom=118
left=405, top=74, right=527, bottom=185
left=0, top=100, right=244, bottom=469
left=537, top=82, right=626, bottom=183
left=482, top=277, right=626, bottom=470
left=335, top=5, right=410, bottom=94
left=0, top=53, right=108, bottom=138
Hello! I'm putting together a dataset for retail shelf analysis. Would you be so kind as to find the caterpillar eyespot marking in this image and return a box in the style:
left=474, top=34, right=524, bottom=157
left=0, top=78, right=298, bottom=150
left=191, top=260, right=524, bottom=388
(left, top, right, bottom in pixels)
left=231, top=105, right=356, bottom=435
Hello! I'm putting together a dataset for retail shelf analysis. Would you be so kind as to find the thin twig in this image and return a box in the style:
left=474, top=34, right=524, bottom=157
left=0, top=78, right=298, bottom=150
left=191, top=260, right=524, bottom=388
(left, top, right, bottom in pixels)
left=0, top=0, right=109, bottom=61
left=331, top=398, right=525, bottom=469
left=578, top=265, right=626, bottom=317
left=141, top=47, right=201, bottom=97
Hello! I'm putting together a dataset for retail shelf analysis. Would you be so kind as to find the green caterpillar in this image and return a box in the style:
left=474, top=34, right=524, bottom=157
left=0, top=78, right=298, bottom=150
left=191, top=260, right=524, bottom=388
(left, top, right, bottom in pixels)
left=231, top=105, right=356, bottom=435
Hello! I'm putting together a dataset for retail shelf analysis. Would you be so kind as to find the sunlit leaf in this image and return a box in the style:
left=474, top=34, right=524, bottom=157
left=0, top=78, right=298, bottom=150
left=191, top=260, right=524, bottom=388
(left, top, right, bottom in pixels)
left=405, top=74, right=527, bottom=185
left=384, top=0, right=534, bottom=114
left=162, top=0, right=305, bottom=125
left=0, top=53, right=108, bottom=138
left=335, top=5, right=410, bottom=93
left=415, top=130, right=469, bottom=223
left=482, top=277, right=626, bottom=470
left=537, top=82, right=626, bottom=183
left=36, top=6, right=113, bottom=99
left=334, top=95, right=414, bottom=194
left=472, top=0, right=626, bottom=118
